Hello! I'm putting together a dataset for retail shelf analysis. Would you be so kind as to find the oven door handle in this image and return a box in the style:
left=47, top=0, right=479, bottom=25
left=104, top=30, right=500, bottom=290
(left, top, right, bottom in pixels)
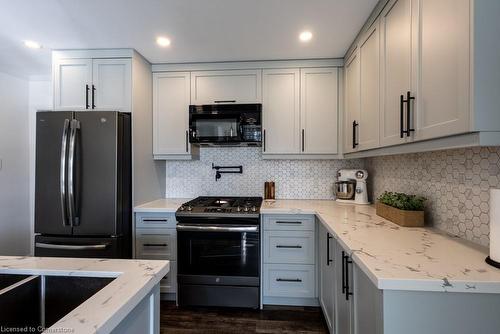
left=176, top=224, right=259, bottom=233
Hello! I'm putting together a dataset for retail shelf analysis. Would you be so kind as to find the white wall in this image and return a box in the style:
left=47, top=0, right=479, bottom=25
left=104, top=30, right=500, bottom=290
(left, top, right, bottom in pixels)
left=0, top=72, right=30, bottom=255
left=28, top=80, right=52, bottom=254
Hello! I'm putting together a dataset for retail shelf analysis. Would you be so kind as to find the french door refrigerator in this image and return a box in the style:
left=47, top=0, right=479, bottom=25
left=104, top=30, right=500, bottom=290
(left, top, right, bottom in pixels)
left=34, top=111, right=132, bottom=259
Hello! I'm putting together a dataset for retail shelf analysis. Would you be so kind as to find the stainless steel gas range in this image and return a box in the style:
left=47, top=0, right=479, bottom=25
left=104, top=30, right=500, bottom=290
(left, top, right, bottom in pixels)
left=175, top=196, right=263, bottom=308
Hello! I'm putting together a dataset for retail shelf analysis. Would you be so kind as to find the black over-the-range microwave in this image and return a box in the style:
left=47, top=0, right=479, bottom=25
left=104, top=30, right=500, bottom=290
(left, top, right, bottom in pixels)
left=188, top=103, right=262, bottom=146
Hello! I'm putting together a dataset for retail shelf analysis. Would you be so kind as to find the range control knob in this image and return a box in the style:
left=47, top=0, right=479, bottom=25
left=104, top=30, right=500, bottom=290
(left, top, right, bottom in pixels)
left=187, top=206, right=193, bottom=211
left=236, top=206, right=242, bottom=212
left=251, top=206, right=257, bottom=212
left=179, top=206, right=185, bottom=211
left=243, top=206, right=249, bottom=212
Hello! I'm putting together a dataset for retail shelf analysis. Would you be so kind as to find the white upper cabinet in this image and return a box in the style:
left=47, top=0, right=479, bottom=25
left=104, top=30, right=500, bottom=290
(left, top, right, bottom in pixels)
left=190, top=70, right=262, bottom=104
left=300, top=68, right=338, bottom=154
left=344, top=50, right=361, bottom=153
left=262, top=68, right=301, bottom=154
left=415, top=0, right=470, bottom=140
left=92, top=59, right=132, bottom=112
left=53, top=57, right=132, bottom=112
left=358, top=23, right=381, bottom=151
left=53, top=58, right=92, bottom=110
left=379, top=0, right=414, bottom=147
left=153, top=72, right=191, bottom=158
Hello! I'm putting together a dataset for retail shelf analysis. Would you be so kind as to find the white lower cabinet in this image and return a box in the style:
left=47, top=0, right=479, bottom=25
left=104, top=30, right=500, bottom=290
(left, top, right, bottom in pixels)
left=135, top=212, right=177, bottom=300
left=261, top=214, right=317, bottom=306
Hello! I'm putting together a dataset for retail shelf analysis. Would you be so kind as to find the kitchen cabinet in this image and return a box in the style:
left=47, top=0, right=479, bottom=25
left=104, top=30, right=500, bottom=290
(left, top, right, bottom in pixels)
left=379, top=0, right=414, bottom=147
left=190, top=69, right=262, bottom=104
left=262, top=68, right=301, bottom=154
left=153, top=72, right=194, bottom=159
left=91, top=58, right=131, bottom=112
left=263, top=67, right=339, bottom=156
left=358, top=22, right=380, bottom=150
left=300, top=67, right=338, bottom=154
left=53, top=57, right=131, bottom=112
left=414, top=0, right=470, bottom=141
left=135, top=212, right=178, bottom=299
left=318, top=224, right=335, bottom=332
left=344, top=49, right=360, bottom=153
left=261, top=214, right=317, bottom=306
left=53, top=58, right=92, bottom=110
left=334, top=238, right=354, bottom=334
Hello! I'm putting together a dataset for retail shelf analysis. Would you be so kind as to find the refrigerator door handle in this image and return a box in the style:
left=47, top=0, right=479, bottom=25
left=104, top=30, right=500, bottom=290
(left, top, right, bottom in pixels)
left=35, top=242, right=108, bottom=250
left=60, top=119, right=70, bottom=226
left=67, top=119, right=80, bottom=226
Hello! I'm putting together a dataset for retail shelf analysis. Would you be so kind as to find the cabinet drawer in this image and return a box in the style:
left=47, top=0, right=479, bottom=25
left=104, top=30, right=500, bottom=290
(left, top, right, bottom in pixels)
left=160, top=260, right=177, bottom=294
left=264, top=231, right=315, bottom=264
left=135, top=212, right=176, bottom=229
left=135, top=229, right=176, bottom=260
left=263, top=264, right=315, bottom=298
left=264, top=215, right=315, bottom=231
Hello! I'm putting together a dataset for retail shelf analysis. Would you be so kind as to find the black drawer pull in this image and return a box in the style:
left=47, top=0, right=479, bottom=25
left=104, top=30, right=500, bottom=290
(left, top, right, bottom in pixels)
left=276, top=278, right=302, bottom=283
left=143, top=243, right=167, bottom=247
left=214, top=100, right=236, bottom=103
left=142, top=218, right=168, bottom=222
left=275, top=221, right=303, bottom=224
left=276, top=245, right=302, bottom=249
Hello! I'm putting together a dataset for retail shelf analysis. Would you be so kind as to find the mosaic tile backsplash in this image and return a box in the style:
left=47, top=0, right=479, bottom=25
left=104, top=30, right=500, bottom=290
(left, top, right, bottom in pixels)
left=165, top=147, right=364, bottom=199
left=367, top=147, right=500, bottom=247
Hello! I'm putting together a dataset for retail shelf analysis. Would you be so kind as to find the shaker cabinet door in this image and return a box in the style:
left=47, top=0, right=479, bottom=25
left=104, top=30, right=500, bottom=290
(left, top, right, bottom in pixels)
left=53, top=58, right=92, bottom=110
left=153, top=72, right=191, bottom=156
left=300, top=67, right=338, bottom=154
left=92, top=58, right=131, bottom=112
left=344, top=50, right=361, bottom=153
left=415, top=0, right=470, bottom=140
left=262, top=68, right=301, bottom=154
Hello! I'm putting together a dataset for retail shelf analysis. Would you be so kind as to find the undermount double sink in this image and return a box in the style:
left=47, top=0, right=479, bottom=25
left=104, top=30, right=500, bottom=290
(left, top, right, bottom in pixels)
left=0, top=273, right=113, bottom=331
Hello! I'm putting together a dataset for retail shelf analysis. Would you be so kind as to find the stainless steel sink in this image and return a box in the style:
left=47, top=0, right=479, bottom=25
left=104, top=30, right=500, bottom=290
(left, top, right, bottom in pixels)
left=0, top=273, right=113, bottom=332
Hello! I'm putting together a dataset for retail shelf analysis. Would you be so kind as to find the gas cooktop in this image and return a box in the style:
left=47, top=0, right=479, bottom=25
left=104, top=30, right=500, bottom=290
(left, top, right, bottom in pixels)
left=175, top=196, right=263, bottom=218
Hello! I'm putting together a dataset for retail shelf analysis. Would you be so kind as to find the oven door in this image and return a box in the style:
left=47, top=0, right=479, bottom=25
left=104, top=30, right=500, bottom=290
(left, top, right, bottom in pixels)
left=177, top=222, right=260, bottom=282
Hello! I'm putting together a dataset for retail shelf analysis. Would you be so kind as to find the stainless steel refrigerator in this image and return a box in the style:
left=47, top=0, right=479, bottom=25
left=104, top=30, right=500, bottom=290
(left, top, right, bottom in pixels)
left=34, top=111, right=132, bottom=258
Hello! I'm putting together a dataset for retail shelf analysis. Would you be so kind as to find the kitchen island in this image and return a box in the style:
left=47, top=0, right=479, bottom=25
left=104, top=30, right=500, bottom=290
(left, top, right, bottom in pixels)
left=0, top=256, right=169, bottom=334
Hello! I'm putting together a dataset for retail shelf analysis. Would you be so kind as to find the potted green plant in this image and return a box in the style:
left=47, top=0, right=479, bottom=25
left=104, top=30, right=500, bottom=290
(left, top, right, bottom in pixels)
left=376, top=192, right=427, bottom=227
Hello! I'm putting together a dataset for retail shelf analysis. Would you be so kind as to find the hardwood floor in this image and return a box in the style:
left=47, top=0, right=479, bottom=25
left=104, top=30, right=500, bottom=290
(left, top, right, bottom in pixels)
left=160, top=301, right=329, bottom=333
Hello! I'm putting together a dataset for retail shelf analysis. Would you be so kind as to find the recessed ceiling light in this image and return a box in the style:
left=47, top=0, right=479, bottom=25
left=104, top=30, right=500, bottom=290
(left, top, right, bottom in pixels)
left=299, top=31, right=313, bottom=42
left=156, top=36, right=171, bottom=47
left=24, top=40, right=42, bottom=49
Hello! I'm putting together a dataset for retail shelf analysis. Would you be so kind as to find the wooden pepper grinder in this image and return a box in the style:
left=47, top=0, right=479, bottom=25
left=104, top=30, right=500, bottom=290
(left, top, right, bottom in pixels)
left=264, top=181, right=275, bottom=201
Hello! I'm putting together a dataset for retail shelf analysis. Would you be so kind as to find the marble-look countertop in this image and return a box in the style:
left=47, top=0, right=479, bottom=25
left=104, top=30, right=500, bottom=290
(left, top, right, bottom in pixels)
left=261, top=200, right=500, bottom=294
left=134, top=198, right=500, bottom=294
left=134, top=198, right=190, bottom=213
left=0, top=256, right=169, bottom=334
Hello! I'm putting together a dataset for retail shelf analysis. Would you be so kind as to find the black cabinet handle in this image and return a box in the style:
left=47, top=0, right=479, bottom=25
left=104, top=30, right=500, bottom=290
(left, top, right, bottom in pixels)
left=142, top=218, right=168, bottom=222
left=400, top=94, right=405, bottom=138
left=301, top=129, right=305, bottom=152
left=214, top=100, right=236, bottom=103
left=327, top=233, right=333, bottom=266
left=406, top=91, right=415, bottom=136
left=185, top=130, right=189, bottom=152
left=352, top=121, right=359, bottom=149
left=276, top=278, right=302, bottom=282
left=276, top=245, right=302, bottom=249
left=85, top=84, right=90, bottom=109
left=275, top=221, right=302, bottom=224
left=143, top=243, right=167, bottom=247
left=263, top=129, right=266, bottom=152
left=344, top=253, right=353, bottom=301
left=91, top=84, right=96, bottom=109
left=342, top=251, right=346, bottom=294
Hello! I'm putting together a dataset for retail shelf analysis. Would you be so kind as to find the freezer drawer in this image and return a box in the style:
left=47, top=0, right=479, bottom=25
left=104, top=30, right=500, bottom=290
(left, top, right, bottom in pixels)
left=34, top=235, right=126, bottom=259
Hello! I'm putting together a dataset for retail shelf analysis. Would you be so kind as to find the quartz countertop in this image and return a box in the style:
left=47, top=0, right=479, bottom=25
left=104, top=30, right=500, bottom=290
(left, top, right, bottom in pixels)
left=134, top=198, right=500, bottom=294
left=0, top=256, right=169, bottom=333
left=134, top=198, right=190, bottom=213
left=261, top=199, right=500, bottom=294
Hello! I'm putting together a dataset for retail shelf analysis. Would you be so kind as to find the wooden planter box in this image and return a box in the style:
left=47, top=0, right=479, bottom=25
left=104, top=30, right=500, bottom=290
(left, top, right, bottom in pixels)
left=376, top=202, right=425, bottom=227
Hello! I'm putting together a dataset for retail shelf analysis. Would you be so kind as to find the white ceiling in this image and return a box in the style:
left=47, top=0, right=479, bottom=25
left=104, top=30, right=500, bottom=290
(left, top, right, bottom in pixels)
left=0, top=0, right=377, bottom=79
